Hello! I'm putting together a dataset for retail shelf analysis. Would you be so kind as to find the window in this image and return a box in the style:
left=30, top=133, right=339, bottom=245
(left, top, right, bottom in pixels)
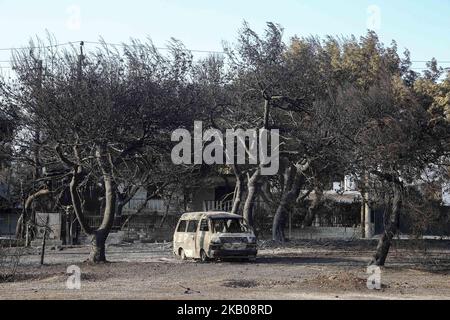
left=211, top=218, right=249, bottom=234
left=199, top=219, right=209, bottom=232
left=187, top=220, right=199, bottom=233
left=177, top=220, right=187, bottom=232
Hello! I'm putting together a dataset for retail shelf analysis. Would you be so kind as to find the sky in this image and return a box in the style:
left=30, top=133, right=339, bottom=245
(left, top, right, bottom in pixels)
left=0, top=0, right=449, bottom=74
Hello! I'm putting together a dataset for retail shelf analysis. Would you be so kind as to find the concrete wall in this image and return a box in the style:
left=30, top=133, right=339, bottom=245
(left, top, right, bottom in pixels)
left=35, top=212, right=61, bottom=240
left=287, top=227, right=362, bottom=240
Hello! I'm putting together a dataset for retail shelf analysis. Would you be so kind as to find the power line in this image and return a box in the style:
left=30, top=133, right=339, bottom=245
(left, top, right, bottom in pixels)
left=0, top=42, right=79, bottom=52
left=82, top=41, right=225, bottom=54
left=0, top=41, right=449, bottom=73
left=1, top=41, right=450, bottom=63
left=412, top=60, right=450, bottom=63
left=0, top=41, right=225, bottom=55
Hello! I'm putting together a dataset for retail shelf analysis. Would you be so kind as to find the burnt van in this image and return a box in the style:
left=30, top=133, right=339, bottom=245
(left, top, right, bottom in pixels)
left=173, top=212, right=257, bottom=262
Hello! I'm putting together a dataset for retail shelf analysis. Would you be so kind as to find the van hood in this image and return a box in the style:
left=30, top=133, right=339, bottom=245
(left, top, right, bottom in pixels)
left=215, top=232, right=254, bottom=237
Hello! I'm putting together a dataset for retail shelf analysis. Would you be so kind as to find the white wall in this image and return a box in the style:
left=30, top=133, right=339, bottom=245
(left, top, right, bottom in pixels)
left=443, top=183, right=450, bottom=206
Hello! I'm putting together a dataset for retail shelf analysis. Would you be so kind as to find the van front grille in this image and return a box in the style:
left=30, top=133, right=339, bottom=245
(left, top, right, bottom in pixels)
left=220, top=237, right=248, bottom=243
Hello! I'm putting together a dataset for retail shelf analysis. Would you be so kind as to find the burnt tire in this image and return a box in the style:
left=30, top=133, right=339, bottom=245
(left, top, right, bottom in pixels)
left=200, top=249, right=209, bottom=263
left=179, top=248, right=187, bottom=261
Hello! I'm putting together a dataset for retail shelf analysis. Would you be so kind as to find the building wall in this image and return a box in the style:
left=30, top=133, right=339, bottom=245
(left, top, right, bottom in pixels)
left=0, top=213, right=19, bottom=236
left=190, top=187, right=215, bottom=211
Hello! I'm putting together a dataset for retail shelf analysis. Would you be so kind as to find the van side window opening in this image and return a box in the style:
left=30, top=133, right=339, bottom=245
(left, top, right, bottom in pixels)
left=177, top=220, right=187, bottom=232
left=199, top=219, right=209, bottom=232
left=187, top=220, right=199, bottom=233
left=211, top=218, right=249, bottom=233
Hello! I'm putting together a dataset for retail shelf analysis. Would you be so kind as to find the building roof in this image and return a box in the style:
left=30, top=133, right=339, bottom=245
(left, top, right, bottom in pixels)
left=305, top=190, right=362, bottom=204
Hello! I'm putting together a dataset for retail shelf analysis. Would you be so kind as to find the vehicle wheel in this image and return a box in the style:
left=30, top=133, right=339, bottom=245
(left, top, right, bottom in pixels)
left=179, top=248, right=187, bottom=261
left=248, top=256, right=257, bottom=263
left=200, top=249, right=209, bottom=263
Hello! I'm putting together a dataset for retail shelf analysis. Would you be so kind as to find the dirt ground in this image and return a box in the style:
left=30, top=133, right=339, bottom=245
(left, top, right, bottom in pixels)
left=1, top=239, right=449, bottom=300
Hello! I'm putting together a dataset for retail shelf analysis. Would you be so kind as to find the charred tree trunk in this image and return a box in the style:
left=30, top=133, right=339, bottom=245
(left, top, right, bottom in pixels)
left=58, top=142, right=116, bottom=263
left=89, top=143, right=117, bottom=263
left=241, top=97, right=270, bottom=229
left=115, top=202, right=125, bottom=218
left=69, top=167, right=92, bottom=236
left=15, top=189, right=51, bottom=240
left=242, top=168, right=261, bottom=228
left=370, top=182, right=403, bottom=266
left=40, top=216, right=49, bottom=265
left=116, top=184, right=140, bottom=217
left=273, top=163, right=294, bottom=242
left=302, top=188, right=323, bottom=227
left=231, top=165, right=245, bottom=215
left=89, top=229, right=109, bottom=263
left=272, top=162, right=306, bottom=242
left=15, top=214, right=24, bottom=239
left=159, top=199, right=172, bottom=228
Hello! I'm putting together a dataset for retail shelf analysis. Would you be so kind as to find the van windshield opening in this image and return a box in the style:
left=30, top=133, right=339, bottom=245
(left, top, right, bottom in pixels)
left=211, top=218, right=249, bottom=234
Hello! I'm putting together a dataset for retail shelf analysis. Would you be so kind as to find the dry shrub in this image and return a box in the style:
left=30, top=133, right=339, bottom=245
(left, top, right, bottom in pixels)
left=0, top=241, right=23, bottom=282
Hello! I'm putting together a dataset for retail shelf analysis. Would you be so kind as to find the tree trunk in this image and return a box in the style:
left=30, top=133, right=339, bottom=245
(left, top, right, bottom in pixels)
left=40, top=216, right=49, bottom=266
left=15, top=214, right=24, bottom=239
left=302, top=188, right=323, bottom=227
left=56, top=143, right=115, bottom=263
left=88, top=144, right=117, bottom=263
left=272, top=163, right=305, bottom=242
left=231, top=165, right=245, bottom=215
left=241, top=97, right=270, bottom=228
left=89, top=229, right=108, bottom=263
left=272, top=202, right=287, bottom=242
left=242, top=169, right=261, bottom=228
left=159, top=193, right=174, bottom=228
left=16, top=189, right=51, bottom=239
left=116, top=184, right=140, bottom=217
left=370, top=182, right=403, bottom=266
left=115, top=202, right=124, bottom=218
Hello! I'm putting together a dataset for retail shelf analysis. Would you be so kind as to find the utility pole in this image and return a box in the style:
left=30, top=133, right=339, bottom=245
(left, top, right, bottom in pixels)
left=78, top=41, right=84, bottom=82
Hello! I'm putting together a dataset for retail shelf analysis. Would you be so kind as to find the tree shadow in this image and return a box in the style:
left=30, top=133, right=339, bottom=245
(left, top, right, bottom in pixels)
left=220, top=255, right=367, bottom=266
left=256, top=256, right=367, bottom=266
